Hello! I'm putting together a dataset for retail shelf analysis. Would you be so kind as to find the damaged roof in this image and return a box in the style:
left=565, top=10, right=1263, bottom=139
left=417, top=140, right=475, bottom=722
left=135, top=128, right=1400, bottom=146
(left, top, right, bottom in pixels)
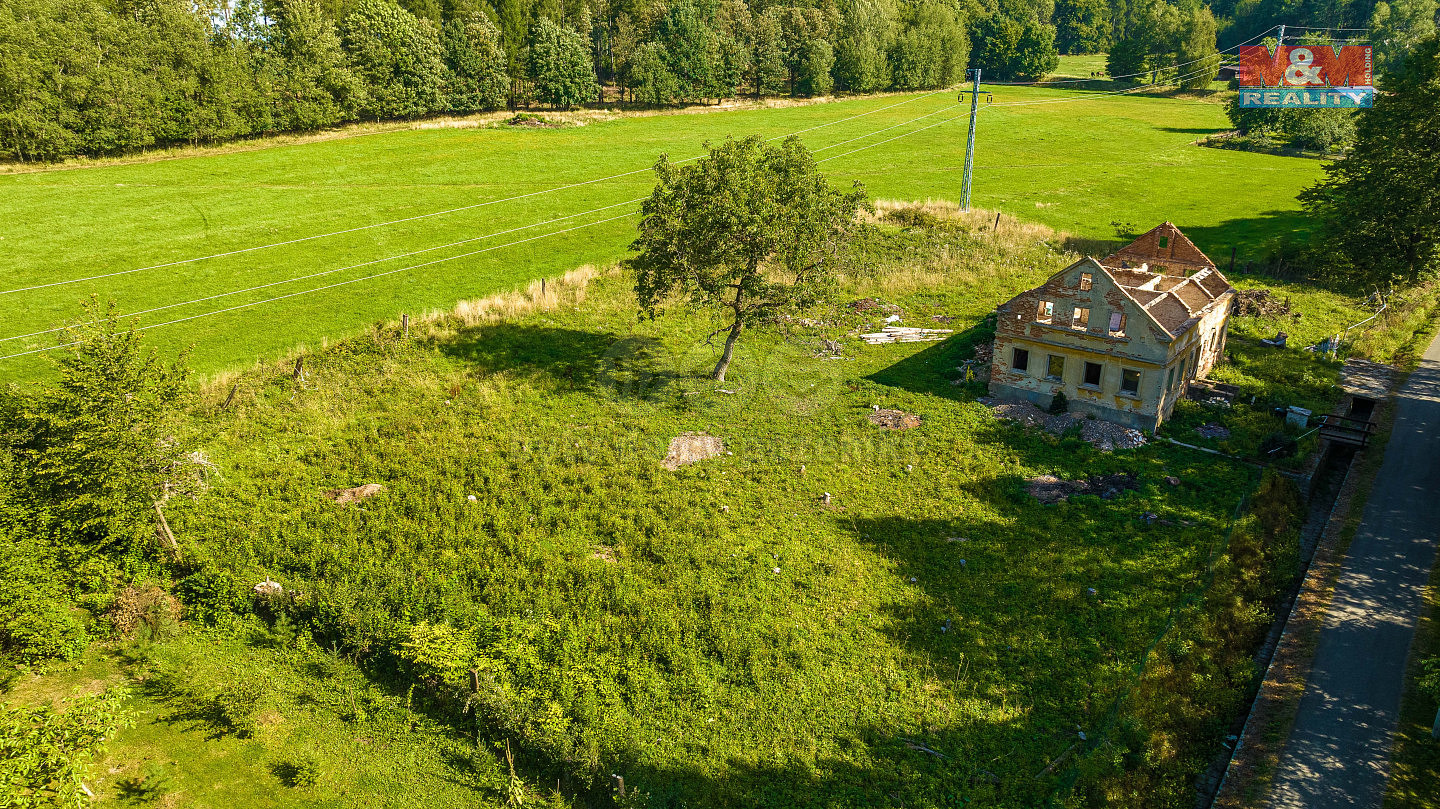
left=1101, top=222, right=1217, bottom=274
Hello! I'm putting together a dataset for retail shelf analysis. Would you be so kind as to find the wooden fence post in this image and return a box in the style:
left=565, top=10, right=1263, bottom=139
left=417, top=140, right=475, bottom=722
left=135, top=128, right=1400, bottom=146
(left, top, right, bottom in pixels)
left=221, top=383, right=238, bottom=411
left=402, top=313, right=409, bottom=338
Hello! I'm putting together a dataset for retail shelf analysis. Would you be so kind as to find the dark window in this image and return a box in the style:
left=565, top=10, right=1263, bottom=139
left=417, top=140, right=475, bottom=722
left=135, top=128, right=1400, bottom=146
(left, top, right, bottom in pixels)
left=1047, top=355, right=1065, bottom=380
left=1121, top=369, right=1141, bottom=395
left=1167, top=367, right=1176, bottom=390
left=1158, top=235, right=1170, bottom=248
left=1083, top=361, right=1102, bottom=387
left=1012, top=347, right=1030, bottom=372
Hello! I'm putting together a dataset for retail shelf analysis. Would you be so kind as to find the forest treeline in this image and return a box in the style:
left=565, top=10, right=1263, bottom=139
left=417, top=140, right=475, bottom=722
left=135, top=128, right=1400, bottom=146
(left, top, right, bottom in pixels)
left=0, top=0, right=1424, bottom=161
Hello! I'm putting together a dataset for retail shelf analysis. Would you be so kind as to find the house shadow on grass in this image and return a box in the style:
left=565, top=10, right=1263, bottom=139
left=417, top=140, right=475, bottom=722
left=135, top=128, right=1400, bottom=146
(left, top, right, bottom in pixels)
left=866, top=314, right=996, bottom=399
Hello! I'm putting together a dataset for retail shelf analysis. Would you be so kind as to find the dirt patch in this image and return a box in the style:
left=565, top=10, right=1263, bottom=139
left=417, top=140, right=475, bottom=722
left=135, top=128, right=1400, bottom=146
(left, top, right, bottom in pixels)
left=591, top=545, right=617, bottom=563
left=1026, top=472, right=1140, bottom=504
left=1196, top=422, right=1232, bottom=439
left=868, top=409, right=921, bottom=430
left=1235, top=288, right=1296, bottom=319
left=848, top=297, right=902, bottom=316
left=323, top=483, right=384, bottom=505
left=663, top=432, right=725, bottom=470
left=505, top=113, right=563, bottom=128
left=111, top=585, right=182, bottom=636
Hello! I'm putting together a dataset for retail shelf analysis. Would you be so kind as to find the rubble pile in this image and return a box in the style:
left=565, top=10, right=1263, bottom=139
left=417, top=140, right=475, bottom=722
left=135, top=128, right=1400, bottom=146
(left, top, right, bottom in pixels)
left=1234, top=288, right=1295, bottom=318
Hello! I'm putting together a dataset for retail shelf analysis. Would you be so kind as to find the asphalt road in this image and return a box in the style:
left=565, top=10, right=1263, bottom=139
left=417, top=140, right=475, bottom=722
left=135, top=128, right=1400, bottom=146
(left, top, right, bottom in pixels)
left=1268, top=331, right=1440, bottom=809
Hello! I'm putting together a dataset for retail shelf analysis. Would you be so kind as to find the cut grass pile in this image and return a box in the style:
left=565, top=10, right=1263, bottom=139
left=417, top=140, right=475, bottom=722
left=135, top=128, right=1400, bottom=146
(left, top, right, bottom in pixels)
left=0, top=78, right=1320, bottom=380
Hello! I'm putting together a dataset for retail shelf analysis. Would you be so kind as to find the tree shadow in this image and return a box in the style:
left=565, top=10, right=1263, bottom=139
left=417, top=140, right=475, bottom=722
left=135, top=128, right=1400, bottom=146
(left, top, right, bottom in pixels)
left=438, top=324, right=680, bottom=398
left=1157, top=126, right=1222, bottom=135
left=1163, top=208, right=1319, bottom=274
left=865, top=315, right=996, bottom=399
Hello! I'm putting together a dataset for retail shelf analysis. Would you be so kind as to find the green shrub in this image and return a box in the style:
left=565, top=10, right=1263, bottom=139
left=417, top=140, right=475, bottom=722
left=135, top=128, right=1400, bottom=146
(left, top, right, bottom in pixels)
left=2, top=605, right=88, bottom=664
left=0, top=687, right=130, bottom=806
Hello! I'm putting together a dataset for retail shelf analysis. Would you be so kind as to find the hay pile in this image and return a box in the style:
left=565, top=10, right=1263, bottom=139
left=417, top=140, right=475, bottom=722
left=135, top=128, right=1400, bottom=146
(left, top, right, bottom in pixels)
left=663, top=432, right=725, bottom=470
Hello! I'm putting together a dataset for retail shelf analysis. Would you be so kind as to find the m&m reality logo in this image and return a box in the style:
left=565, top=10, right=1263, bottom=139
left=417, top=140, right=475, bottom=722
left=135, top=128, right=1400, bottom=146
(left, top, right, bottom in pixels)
left=1237, top=45, right=1374, bottom=108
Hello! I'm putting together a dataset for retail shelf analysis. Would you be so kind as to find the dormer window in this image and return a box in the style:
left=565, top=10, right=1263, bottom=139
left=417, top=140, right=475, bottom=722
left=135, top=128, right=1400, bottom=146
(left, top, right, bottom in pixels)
left=1036, top=300, right=1054, bottom=324
left=1071, top=307, right=1090, bottom=330
left=1079, top=272, right=1093, bottom=291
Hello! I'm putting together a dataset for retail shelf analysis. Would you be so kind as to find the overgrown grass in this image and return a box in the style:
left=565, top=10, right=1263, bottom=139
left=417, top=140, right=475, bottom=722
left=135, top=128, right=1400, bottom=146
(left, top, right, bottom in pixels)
left=0, top=82, right=1320, bottom=380
left=9, top=204, right=1419, bottom=807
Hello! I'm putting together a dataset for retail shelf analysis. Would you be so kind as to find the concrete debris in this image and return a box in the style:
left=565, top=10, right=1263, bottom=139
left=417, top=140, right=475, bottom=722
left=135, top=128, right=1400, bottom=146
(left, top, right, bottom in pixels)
left=324, top=483, right=384, bottom=505
left=1079, top=419, right=1147, bottom=451
left=1195, top=422, right=1231, bottom=439
left=663, top=432, right=725, bottom=470
left=868, top=409, right=922, bottom=430
left=982, top=398, right=1146, bottom=451
left=1026, top=472, right=1140, bottom=504
left=859, top=326, right=953, bottom=344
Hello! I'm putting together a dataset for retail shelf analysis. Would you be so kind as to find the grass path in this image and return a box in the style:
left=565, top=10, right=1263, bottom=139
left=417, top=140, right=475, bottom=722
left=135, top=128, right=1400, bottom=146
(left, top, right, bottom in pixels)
left=0, top=83, right=1321, bottom=379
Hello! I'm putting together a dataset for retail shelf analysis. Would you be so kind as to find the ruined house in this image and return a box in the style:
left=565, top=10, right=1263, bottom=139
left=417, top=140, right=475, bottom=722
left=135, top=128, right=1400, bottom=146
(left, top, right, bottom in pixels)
left=988, top=223, right=1235, bottom=431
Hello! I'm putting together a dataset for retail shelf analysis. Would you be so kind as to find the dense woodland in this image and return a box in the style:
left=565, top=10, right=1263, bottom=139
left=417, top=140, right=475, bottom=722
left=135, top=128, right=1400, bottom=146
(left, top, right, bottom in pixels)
left=0, top=0, right=1428, bottom=161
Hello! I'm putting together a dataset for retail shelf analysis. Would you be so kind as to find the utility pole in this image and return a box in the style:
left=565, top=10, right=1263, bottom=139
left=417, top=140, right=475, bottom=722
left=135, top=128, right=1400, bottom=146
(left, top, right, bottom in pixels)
left=959, top=68, right=982, bottom=212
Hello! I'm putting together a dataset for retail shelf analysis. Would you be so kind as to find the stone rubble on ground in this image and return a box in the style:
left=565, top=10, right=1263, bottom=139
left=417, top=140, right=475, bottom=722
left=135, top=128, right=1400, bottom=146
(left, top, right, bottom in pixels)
left=980, top=398, right=1146, bottom=451
left=1195, top=422, right=1232, bottom=439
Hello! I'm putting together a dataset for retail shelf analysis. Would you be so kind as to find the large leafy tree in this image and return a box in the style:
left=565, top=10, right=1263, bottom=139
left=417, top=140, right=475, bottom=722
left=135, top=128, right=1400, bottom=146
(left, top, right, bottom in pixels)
left=1299, top=36, right=1440, bottom=286
left=442, top=11, right=509, bottom=111
left=1053, top=0, right=1109, bottom=54
left=972, top=13, right=1059, bottom=80
left=1369, top=0, right=1439, bottom=78
left=273, top=0, right=362, bottom=129
left=341, top=0, right=447, bottom=119
left=525, top=16, right=600, bottom=108
left=833, top=0, right=894, bottom=92
left=889, top=0, right=968, bottom=89
left=629, top=137, right=867, bottom=381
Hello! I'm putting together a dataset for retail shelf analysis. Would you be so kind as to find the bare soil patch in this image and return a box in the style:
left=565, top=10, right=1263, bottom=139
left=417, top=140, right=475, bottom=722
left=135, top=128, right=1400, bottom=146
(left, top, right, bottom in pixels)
left=868, top=409, right=921, bottom=430
left=324, top=483, right=384, bottom=505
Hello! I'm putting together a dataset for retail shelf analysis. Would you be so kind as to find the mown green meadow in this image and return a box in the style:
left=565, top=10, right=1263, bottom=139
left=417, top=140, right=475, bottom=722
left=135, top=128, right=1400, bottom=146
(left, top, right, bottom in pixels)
left=0, top=71, right=1321, bottom=380
left=0, top=208, right=1361, bottom=808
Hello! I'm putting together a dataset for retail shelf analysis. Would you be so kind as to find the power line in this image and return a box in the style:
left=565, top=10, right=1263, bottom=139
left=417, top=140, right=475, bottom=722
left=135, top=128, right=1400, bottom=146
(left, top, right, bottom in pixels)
left=985, top=60, right=1232, bottom=108
left=0, top=211, right=640, bottom=362
left=0, top=89, right=953, bottom=298
left=988, top=26, right=1277, bottom=86
left=2, top=102, right=965, bottom=359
